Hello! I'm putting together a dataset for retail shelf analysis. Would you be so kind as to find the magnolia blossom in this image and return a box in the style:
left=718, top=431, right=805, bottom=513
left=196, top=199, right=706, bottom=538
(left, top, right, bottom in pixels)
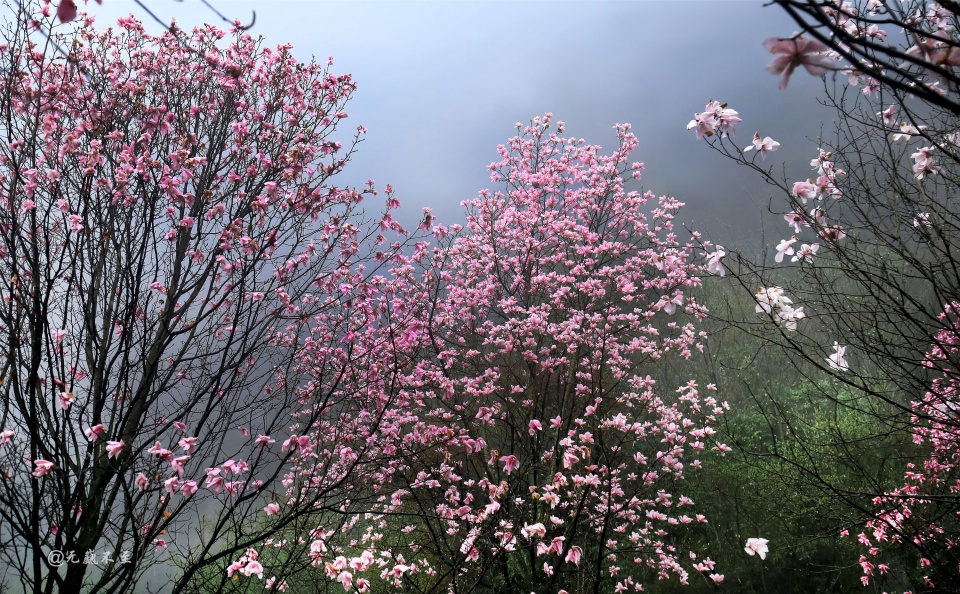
left=876, top=105, right=897, bottom=127
left=84, top=424, right=105, bottom=442
left=57, top=391, right=74, bottom=410
left=756, top=287, right=803, bottom=331
left=743, top=132, right=780, bottom=160
left=33, top=459, right=54, bottom=477
left=0, top=430, right=13, bottom=445
left=744, top=537, right=770, bottom=559
left=791, top=180, right=818, bottom=204
left=774, top=304, right=805, bottom=332
left=763, top=36, right=833, bottom=90
left=105, top=440, right=125, bottom=458
left=263, top=502, right=281, bottom=516
left=784, top=210, right=806, bottom=233
left=687, top=101, right=741, bottom=139
left=792, top=243, right=819, bottom=263
left=911, top=146, right=941, bottom=179
left=704, top=246, right=726, bottom=276
left=774, top=237, right=796, bottom=263
left=827, top=342, right=850, bottom=372
left=914, top=212, right=932, bottom=228
left=755, top=287, right=788, bottom=314
left=892, top=122, right=926, bottom=142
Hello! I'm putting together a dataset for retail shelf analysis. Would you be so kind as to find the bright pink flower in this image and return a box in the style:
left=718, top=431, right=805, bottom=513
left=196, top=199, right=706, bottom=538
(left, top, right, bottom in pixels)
left=565, top=546, right=582, bottom=566
left=763, top=36, right=834, bottom=90
left=500, top=454, right=519, bottom=475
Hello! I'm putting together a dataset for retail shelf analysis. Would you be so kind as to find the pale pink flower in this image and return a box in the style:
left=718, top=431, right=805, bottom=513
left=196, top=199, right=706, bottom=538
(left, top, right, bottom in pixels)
left=501, top=454, right=520, bottom=474
left=105, top=440, right=125, bottom=458
left=743, top=132, right=780, bottom=159
left=704, top=246, right=726, bottom=276
left=774, top=237, right=796, bottom=263
left=135, top=472, right=149, bottom=491
left=264, top=502, right=281, bottom=515
left=763, top=36, right=834, bottom=90
left=784, top=210, right=806, bottom=233
left=33, top=459, right=54, bottom=477
left=565, top=546, right=582, bottom=566
left=792, top=243, right=819, bottom=263
left=876, top=105, right=897, bottom=127
left=744, top=537, right=769, bottom=559
left=58, top=391, right=74, bottom=410
left=911, top=146, right=941, bottom=179
left=180, top=480, right=198, bottom=496
left=892, top=122, right=926, bottom=142
left=528, top=420, right=542, bottom=435
left=0, top=430, right=13, bottom=445
left=84, top=424, right=105, bottom=442
left=827, top=342, right=850, bottom=372
left=791, top=180, right=818, bottom=204
left=254, top=435, right=276, bottom=447
left=178, top=436, right=198, bottom=454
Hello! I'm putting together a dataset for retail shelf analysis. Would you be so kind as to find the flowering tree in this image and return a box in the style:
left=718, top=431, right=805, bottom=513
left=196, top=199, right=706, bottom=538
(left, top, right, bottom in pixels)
left=770, top=0, right=960, bottom=114
left=298, top=115, right=728, bottom=594
left=858, top=302, right=960, bottom=591
left=0, top=5, right=424, bottom=593
left=686, top=1, right=960, bottom=588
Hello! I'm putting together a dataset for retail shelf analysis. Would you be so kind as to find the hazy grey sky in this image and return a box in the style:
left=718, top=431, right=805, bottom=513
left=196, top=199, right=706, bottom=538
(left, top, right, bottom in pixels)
left=85, top=0, right=833, bottom=245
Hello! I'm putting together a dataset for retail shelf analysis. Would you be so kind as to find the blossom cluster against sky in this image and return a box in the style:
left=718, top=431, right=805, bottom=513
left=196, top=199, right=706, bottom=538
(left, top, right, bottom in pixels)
left=87, top=0, right=828, bottom=245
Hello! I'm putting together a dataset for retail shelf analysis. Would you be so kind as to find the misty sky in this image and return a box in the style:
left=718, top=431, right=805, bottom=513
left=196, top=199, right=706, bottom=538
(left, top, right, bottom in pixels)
left=84, top=0, right=836, bottom=248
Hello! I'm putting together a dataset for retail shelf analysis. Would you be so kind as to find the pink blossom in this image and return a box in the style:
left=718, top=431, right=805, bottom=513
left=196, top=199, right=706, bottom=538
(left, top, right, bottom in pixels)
left=763, top=36, right=834, bottom=90
left=565, top=546, right=582, bottom=566
left=33, top=459, right=54, bottom=477
left=254, top=435, right=276, bottom=447
left=178, top=436, right=198, bottom=454
left=744, top=537, right=769, bottom=559
left=500, top=454, right=519, bottom=475
left=84, top=424, right=105, bottom=442
left=263, top=502, right=280, bottom=515
left=105, top=440, right=125, bottom=459
left=0, top=430, right=13, bottom=445
left=876, top=105, right=897, bottom=127
left=58, top=391, right=74, bottom=410
left=911, top=146, right=942, bottom=179
left=743, top=132, right=780, bottom=159
left=791, top=180, right=818, bottom=204
left=180, top=480, right=198, bottom=497
left=135, top=473, right=149, bottom=491
left=774, top=237, right=796, bottom=263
